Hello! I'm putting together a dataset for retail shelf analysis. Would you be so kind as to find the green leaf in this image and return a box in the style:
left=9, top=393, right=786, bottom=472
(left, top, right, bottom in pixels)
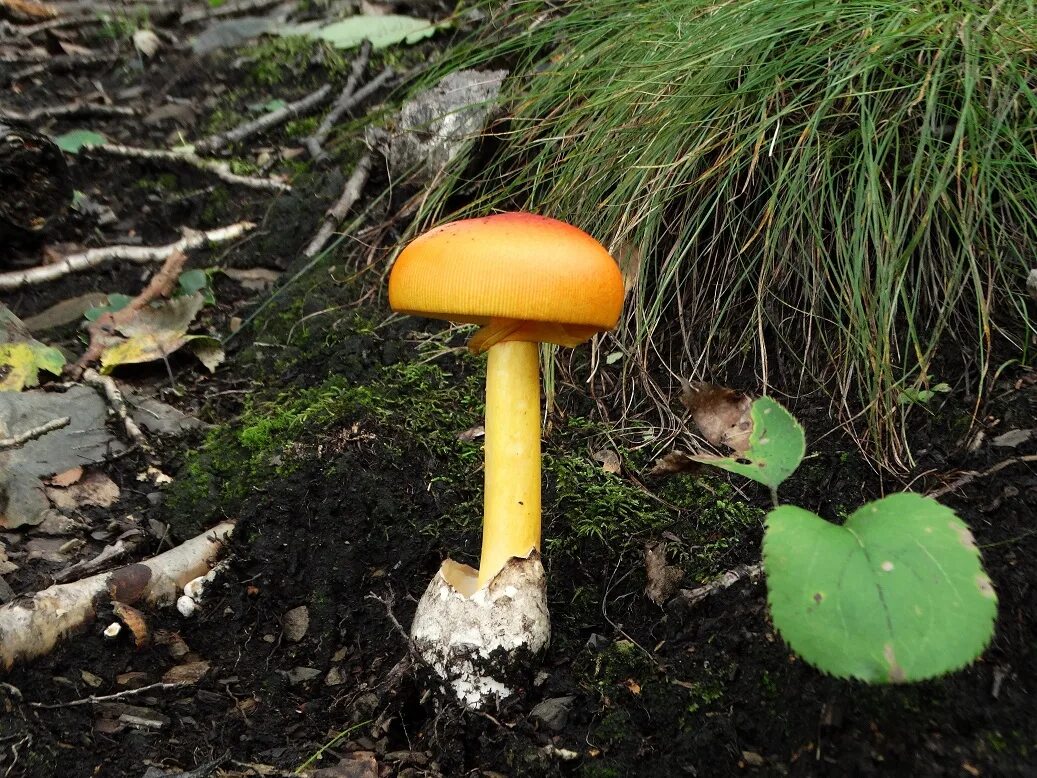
left=84, top=294, right=133, bottom=322
left=763, top=494, right=997, bottom=683
left=307, top=15, right=441, bottom=50
left=53, top=129, right=107, bottom=154
left=177, top=268, right=214, bottom=302
left=691, top=395, right=804, bottom=490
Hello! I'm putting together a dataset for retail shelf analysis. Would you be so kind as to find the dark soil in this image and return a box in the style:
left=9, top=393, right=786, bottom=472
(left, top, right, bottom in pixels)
left=2, top=4, right=1037, bottom=778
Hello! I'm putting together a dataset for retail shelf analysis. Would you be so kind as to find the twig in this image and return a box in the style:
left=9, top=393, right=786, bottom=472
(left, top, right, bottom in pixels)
left=0, top=102, right=134, bottom=122
left=7, top=52, right=117, bottom=84
left=0, top=416, right=69, bottom=452
left=928, top=455, right=1037, bottom=499
left=19, top=11, right=104, bottom=36
left=0, top=221, right=254, bottom=290
left=52, top=532, right=144, bottom=584
left=96, top=143, right=290, bottom=192
left=69, top=248, right=189, bottom=376
left=193, top=84, right=333, bottom=155
left=678, top=563, right=763, bottom=606
left=81, top=369, right=153, bottom=457
left=302, top=151, right=374, bottom=257
left=179, top=0, right=282, bottom=24
left=29, top=681, right=187, bottom=709
left=304, top=41, right=372, bottom=159
left=310, top=66, right=396, bottom=164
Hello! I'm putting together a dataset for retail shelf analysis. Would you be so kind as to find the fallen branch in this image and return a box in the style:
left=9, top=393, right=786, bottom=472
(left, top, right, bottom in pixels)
left=0, top=416, right=69, bottom=452
left=69, top=248, right=188, bottom=377
left=96, top=143, right=291, bottom=192
left=0, top=221, right=255, bottom=290
left=179, top=0, right=282, bottom=24
left=7, top=52, right=117, bottom=83
left=0, top=102, right=134, bottom=122
left=928, top=454, right=1037, bottom=499
left=193, top=84, right=333, bottom=155
left=29, top=681, right=186, bottom=709
left=302, top=151, right=374, bottom=257
left=304, top=41, right=372, bottom=160
left=677, top=563, right=763, bottom=606
left=81, top=369, right=153, bottom=457
left=309, top=67, right=396, bottom=163
left=0, top=521, right=234, bottom=672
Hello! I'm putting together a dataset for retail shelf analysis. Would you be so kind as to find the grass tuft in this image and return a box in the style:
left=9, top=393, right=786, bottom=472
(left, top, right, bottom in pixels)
left=422, top=0, right=1037, bottom=466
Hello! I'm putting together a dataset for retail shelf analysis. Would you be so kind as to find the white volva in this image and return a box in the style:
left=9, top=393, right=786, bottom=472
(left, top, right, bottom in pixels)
left=410, top=553, right=550, bottom=708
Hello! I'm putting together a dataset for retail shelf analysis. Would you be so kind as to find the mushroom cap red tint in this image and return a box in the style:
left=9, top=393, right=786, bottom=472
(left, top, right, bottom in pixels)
left=389, top=213, right=624, bottom=344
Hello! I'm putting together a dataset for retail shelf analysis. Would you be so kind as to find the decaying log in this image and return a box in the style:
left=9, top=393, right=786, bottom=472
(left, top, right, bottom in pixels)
left=0, top=521, right=234, bottom=672
left=0, top=119, right=72, bottom=238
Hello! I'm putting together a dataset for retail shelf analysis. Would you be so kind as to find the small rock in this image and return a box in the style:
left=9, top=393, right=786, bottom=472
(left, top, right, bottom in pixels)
left=325, top=667, right=347, bottom=686
left=585, top=633, right=609, bottom=651
left=283, top=666, right=321, bottom=685
left=385, top=69, right=509, bottom=184
left=384, top=751, right=429, bottom=766
left=103, top=622, right=122, bottom=639
left=312, top=751, right=378, bottom=778
left=991, top=428, right=1035, bottom=448
left=0, top=576, right=14, bottom=603
left=529, top=696, right=576, bottom=732
left=281, top=605, right=309, bottom=643
left=81, top=669, right=104, bottom=688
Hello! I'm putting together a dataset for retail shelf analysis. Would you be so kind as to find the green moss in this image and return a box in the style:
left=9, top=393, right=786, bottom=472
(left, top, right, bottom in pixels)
left=245, top=37, right=350, bottom=87
left=163, top=356, right=484, bottom=538
left=285, top=116, right=320, bottom=138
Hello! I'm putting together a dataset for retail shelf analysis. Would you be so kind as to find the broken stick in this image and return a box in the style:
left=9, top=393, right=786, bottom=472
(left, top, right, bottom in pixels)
left=0, top=416, right=69, bottom=452
left=193, top=84, right=333, bottom=155
left=304, top=41, right=372, bottom=159
left=0, top=221, right=254, bottom=290
left=0, top=521, right=234, bottom=672
left=96, top=143, right=290, bottom=192
left=302, top=151, right=374, bottom=258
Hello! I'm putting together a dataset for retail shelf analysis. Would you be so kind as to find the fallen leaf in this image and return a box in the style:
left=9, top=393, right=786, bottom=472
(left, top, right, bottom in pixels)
left=222, top=266, right=281, bottom=291
left=647, top=450, right=701, bottom=477
left=132, top=28, right=160, bottom=57
left=0, top=0, right=57, bottom=21
left=680, top=381, right=753, bottom=453
left=53, top=129, right=107, bottom=154
left=644, top=541, right=684, bottom=605
left=0, top=304, right=65, bottom=391
left=162, top=660, right=210, bottom=685
left=623, top=678, right=641, bottom=695
left=112, top=602, right=150, bottom=647
left=312, top=752, right=378, bottom=778
left=46, top=470, right=120, bottom=511
left=47, top=466, right=83, bottom=488
left=22, top=293, right=109, bottom=332
left=457, top=424, right=485, bottom=442
left=991, top=428, right=1034, bottom=448
left=592, top=449, right=622, bottom=474
left=99, top=294, right=224, bottom=374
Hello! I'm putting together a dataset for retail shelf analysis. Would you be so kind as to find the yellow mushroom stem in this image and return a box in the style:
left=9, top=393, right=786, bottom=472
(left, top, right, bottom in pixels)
left=477, top=338, right=542, bottom=589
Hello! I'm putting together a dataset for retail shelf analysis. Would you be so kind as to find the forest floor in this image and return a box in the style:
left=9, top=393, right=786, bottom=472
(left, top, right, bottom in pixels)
left=1, top=2, right=1036, bottom=777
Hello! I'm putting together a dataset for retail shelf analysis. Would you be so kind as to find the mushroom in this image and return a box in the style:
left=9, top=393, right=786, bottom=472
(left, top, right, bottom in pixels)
left=389, top=212, right=624, bottom=707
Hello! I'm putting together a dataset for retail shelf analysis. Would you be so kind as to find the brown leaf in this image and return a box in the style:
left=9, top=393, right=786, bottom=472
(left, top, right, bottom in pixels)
left=313, top=752, right=379, bottom=778
left=162, top=660, right=210, bottom=685
left=47, top=466, right=83, bottom=488
left=592, top=449, right=622, bottom=474
left=46, top=470, right=120, bottom=511
left=647, top=451, right=702, bottom=477
left=457, top=424, right=485, bottom=442
left=0, top=0, right=57, bottom=21
left=112, top=602, right=150, bottom=648
left=680, top=381, right=753, bottom=453
left=644, top=541, right=684, bottom=605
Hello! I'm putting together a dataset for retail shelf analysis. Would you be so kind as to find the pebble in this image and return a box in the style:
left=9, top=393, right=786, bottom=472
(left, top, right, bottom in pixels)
left=281, top=605, right=309, bottom=643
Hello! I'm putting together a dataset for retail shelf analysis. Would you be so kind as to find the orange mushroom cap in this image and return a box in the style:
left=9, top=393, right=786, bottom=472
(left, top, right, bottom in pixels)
left=389, top=212, right=624, bottom=349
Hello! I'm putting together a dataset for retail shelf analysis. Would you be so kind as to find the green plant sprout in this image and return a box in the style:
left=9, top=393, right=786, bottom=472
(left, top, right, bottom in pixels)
left=692, top=397, right=997, bottom=683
